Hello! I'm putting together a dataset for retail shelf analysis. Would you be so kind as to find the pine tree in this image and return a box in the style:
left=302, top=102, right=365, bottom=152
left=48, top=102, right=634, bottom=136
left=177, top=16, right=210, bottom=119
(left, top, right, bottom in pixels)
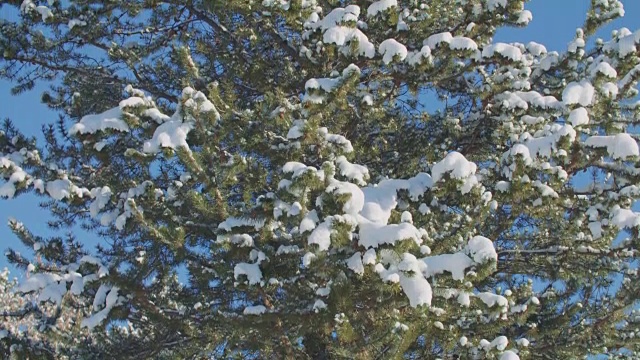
left=2, top=0, right=640, bottom=358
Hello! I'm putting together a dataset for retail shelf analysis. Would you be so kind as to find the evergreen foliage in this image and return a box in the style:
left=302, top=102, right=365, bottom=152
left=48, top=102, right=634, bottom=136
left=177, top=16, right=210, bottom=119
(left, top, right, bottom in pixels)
left=1, top=0, right=640, bottom=358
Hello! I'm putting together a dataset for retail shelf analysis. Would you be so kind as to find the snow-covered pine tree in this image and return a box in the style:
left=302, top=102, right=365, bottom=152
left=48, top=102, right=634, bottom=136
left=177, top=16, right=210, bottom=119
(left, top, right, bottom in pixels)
left=2, top=0, right=640, bottom=358
left=0, top=264, right=92, bottom=359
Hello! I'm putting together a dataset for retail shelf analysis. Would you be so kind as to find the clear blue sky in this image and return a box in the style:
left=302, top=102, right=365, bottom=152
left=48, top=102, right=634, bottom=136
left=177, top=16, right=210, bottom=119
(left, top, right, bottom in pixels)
left=1, top=0, right=639, bottom=273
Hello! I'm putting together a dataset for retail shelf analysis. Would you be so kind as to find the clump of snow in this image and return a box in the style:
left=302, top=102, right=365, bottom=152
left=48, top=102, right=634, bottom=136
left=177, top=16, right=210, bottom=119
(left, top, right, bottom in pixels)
left=477, top=292, right=508, bottom=310
left=218, top=217, right=266, bottom=232
left=600, top=82, right=619, bottom=98
left=347, top=252, right=365, bottom=275
left=300, top=210, right=319, bottom=233
left=516, top=10, right=532, bottom=24
left=422, top=235, right=495, bottom=281
left=367, top=0, right=397, bottom=17
left=603, top=28, right=640, bottom=57
left=425, top=32, right=453, bottom=49
left=500, top=350, right=520, bottom=360
left=568, top=34, right=586, bottom=53
left=143, top=119, right=194, bottom=153
left=358, top=221, right=423, bottom=248
left=69, top=107, right=129, bottom=135
left=526, top=42, right=547, bottom=56
left=302, top=252, right=317, bottom=267
left=321, top=126, right=354, bottom=153
left=594, top=61, right=617, bottom=78
left=326, top=178, right=365, bottom=215
left=460, top=336, right=469, bottom=346
left=496, top=181, right=511, bottom=192
left=336, top=156, right=369, bottom=185
left=584, top=133, right=639, bottom=159
left=305, top=77, right=341, bottom=93
left=308, top=219, right=333, bottom=251
left=305, top=6, right=360, bottom=30
left=283, top=162, right=325, bottom=181
left=0, top=165, right=28, bottom=198
left=487, top=335, right=509, bottom=351
left=465, top=236, right=498, bottom=263
left=79, top=255, right=110, bottom=278
left=89, top=186, right=112, bottom=218
left=611, top=206, right=640, bottom=229
left=431, top=152, right=477, bottom=182
left=276, top=244, right=300, bottom=255
left=400, top=211, right=412, bottom=223
left=496, top=91, right=563, bottom=110
left=394, top=321, right=409, bottom=332
left=373, top=255, right=431, bottom=306
left=379, top=39, right=408, bottom=64
left=423, top=253, right=473, bottom=280
left=363, top=248, right=377, bottom=265
left=143, top=108, right=171, bottom=123
left=68, top=19, right=87, bottom=29
left=230, top=234, right=255, bottom=247
left=302, top=65, right=362, bottom=103
left=568, top=107, right=589, bottom=127
left=313, top=299, right=327, bottom=312
left=141, top=87, right=219, bottom=153
left=360, top=173, right=432, bottom=224
left=449, top=36, right=478, bottom=51
left=21, top=0, right=53, bottom=21
left=287, top=120, right=305, bottom=139
left=82, top=286, right=121, bottom=329
left=32, top=178, right=44, bottom=193
left=306, top=8, right=375, bottom=58
left=504, top=123, right=576, bottom=170
left=562, top=80, right=595, bottom=106
left=482, top=43, right=523, bottom=62
left=406, top=45, right=432, bottom=65
left=243, top=305, right=267, bottom=315
left=398, top=264, right=432, bottom=307
left=234, top=262, right=263, bottom=285
left=46, top=178, right=89, bottom=201
left=487, top=0, right=508, bottom=11
left=516, top=338, right=530, bottom=347
left=16, top=273, right=62, bottom=297
left=430, top=152, right=478, bottom=193
left=533, top=181, right=558, bottom=198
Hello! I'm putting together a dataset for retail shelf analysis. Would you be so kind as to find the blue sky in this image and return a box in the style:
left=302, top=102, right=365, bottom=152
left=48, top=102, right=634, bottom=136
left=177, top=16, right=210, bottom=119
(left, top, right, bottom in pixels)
left=1, top=0, right=640, bottom=273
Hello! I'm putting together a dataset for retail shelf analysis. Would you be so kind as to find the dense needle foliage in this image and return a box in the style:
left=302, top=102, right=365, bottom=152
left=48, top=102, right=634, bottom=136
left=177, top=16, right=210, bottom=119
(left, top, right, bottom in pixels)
left=1, top=0, right=640, bottom=359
